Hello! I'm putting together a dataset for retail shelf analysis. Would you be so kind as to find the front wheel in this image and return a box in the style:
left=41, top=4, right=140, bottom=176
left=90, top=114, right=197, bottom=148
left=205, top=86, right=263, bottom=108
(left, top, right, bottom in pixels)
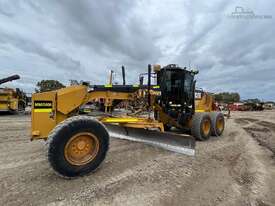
left=47, top=116, right=109, bottom=178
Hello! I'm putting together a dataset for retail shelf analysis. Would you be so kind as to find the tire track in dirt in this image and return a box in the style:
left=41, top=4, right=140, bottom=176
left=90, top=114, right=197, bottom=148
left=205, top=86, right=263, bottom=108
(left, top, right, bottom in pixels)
left=64, top=153, right=192, bottom=205
left=236, top=118, right=275, bottom=157
left=235, top=116, right=275, bottom=205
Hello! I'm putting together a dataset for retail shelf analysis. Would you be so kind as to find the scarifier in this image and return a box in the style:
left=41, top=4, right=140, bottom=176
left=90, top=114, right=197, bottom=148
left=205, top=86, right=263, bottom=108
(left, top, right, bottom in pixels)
left=31, top=64, right=225, bottom=178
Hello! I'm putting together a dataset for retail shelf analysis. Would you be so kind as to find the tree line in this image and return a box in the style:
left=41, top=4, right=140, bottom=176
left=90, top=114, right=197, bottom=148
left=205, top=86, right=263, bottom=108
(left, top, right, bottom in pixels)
left=213, top=92, right=240, bottom=103
left=35, top=80, right=86, bottom=93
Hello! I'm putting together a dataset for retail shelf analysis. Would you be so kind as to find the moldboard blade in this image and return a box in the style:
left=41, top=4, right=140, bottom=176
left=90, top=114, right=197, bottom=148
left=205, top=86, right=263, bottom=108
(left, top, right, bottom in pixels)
left=105, top=124, right=195, bottom=156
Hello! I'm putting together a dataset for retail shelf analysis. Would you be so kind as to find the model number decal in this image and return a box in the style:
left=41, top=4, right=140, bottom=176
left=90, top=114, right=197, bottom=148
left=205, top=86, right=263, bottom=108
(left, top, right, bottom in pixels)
left=34, top=101, right=53, bottom=108
left=34, top=101, right=53, bottom=112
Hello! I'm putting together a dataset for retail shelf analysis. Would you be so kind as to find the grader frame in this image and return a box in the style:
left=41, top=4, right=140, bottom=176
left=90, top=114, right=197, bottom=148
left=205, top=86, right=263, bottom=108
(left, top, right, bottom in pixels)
left=32, top=84, right=166, bottom=140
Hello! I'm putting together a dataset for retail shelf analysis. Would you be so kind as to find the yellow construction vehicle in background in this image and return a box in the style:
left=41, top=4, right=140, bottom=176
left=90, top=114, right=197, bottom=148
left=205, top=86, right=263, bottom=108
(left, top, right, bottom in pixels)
left=195, top=89, right=216, bottom=112
left=0, top=75, right=26, bottom=113
left=31, top=64, right=225, bottom=178
left=195, top=89, right=231, bottom=118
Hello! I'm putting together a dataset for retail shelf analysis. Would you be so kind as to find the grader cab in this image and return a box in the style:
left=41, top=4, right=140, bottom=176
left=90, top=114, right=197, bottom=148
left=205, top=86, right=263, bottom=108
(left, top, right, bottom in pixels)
left=31, top=64, right=225, bottom=178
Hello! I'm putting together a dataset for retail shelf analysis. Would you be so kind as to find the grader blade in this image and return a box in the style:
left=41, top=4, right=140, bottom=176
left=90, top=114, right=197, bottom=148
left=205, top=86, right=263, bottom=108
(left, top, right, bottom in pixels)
left=105, top=124, right=195, bottom=156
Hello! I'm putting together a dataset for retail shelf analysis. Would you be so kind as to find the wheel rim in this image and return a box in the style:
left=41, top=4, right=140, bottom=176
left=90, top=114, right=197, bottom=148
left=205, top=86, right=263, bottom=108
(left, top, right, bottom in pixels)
left=64, top=132, right=99, bottom=166
left=202, top=119, right=211, bottom=136
left=216, top=117, right=224, bottom=132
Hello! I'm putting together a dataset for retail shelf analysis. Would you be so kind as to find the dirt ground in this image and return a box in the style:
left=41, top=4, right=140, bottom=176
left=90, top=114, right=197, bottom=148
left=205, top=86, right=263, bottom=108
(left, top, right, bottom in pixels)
left=0, top=111, right=275, bottom=206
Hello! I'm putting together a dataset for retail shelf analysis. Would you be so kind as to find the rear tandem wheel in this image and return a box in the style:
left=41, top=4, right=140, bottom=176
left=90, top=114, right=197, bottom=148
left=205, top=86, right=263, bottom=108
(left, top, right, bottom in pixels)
left=191, top=112, right=212, bottom=141
left=210, top=112, right=225, bottom=136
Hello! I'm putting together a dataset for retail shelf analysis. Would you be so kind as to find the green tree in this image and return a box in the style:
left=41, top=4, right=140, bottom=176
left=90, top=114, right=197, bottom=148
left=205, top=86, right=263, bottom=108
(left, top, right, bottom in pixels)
left=35, top=80, right=65, bottom=92
left=69, top=79, right=90, bottom=86
left=214, top=92, right=240, bottom=103
left=244, top=98, right=261, bottom=103
left=69, top=79, right=80, bottom=86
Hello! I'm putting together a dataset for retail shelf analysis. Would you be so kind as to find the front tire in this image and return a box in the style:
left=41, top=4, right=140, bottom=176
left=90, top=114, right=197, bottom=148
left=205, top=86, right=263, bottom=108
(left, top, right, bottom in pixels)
left=47, top=116, right=109, bottom=178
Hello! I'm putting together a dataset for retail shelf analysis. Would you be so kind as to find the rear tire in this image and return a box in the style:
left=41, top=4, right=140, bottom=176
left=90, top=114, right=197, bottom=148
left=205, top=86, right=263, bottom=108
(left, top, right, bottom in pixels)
left=191, top=113, right=212, bottom=141
left=47, top=116, right=109, bottom=178
left=210, top=112, right=225, bottom=136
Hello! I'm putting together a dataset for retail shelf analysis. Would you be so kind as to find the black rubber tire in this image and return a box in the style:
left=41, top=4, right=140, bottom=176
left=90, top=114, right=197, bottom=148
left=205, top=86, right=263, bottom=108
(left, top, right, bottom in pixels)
left=164, top=124, right=171, bottom=131
left=18, top=101, right=25, bottom=112
left=47, top=116, right=109, bottom=178
left=191, top=113, right=212, bottom=141
left=210, top=112, right=225, bottom=136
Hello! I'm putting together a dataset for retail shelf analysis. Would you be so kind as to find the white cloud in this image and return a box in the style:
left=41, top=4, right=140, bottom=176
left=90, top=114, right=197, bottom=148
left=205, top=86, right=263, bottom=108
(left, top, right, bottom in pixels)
left=0, top=0, right=274, bottom=101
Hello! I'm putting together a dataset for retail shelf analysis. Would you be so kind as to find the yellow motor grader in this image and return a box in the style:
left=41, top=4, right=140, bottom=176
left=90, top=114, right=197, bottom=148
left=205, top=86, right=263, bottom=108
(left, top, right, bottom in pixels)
left=31, top=64, right=225, bottom=178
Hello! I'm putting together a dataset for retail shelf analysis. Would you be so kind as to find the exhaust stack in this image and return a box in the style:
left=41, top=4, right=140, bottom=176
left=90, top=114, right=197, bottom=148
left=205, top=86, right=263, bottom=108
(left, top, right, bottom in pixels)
left=122, top=66, right=126, bottom=85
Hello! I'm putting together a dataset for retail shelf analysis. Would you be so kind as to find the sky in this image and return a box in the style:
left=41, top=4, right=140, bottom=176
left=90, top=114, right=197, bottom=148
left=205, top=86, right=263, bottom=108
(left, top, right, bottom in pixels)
left=0, top=0, right=274, bottom=101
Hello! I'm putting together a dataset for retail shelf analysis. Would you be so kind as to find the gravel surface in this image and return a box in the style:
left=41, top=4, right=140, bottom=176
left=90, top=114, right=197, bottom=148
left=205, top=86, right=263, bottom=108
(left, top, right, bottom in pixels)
left=0, top=111, right=275, bottom=206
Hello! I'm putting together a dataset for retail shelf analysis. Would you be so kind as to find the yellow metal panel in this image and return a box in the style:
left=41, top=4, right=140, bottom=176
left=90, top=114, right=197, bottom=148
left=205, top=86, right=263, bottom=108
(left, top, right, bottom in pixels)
left=0, top=103, right=9, bottom=111
left=101, top=117, right=142, bottom=123
left=57, top=85, right=87, bottom=115
left=119, top=122, right=164, bottom=132
left=195, top=92, right=214, bottom=112
left=195, top=109, right=206, bottom=112
left=101, top=116, right=164, bottom=132
left=9, top=99, right=18, bottom=110
left=34, top=108, right=52, bottom=113
left=31, top=91, right=57, bottom=140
